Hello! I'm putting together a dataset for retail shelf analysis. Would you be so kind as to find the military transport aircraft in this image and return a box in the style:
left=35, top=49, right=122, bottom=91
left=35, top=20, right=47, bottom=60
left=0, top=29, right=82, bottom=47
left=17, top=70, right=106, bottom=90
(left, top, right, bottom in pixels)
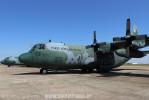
left=1, top=18, right=149, bottom=74
left=1, top=56, right=21, bottom=67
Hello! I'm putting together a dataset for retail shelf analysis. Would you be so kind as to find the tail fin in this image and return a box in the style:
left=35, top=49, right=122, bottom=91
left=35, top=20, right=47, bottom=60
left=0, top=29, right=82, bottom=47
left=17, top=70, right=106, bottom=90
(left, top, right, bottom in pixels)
left=132, top=24, right=146, bottom=47
left=132, top=24, right=138, bottom=36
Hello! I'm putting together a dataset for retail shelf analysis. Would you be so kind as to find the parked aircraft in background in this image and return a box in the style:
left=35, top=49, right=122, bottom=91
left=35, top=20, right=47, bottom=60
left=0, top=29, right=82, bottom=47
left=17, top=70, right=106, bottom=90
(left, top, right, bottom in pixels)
left=1, top=56, right=21, bottom=67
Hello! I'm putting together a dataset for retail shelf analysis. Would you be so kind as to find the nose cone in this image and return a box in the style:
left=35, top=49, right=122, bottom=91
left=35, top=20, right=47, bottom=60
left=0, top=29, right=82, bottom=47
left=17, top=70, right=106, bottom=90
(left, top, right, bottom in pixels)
left=19, top=53, right=33, bottom=64
left=0, top=57, right=16, bottom=65
left=0, top=60, right=4, bottom=64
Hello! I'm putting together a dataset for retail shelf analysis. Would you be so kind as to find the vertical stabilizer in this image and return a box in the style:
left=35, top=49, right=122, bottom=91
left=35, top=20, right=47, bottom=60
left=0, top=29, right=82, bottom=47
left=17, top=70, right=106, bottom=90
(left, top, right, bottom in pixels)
left=132, top=24, right=138, bottom=36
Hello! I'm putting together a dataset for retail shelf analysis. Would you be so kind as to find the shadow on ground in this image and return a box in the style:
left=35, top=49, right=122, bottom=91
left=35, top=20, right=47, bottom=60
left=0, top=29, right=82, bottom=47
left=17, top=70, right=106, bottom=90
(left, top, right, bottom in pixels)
left=100, top=71, right=149, bottom=78
left=13, top=69, right=93, bottom=75
left=13, top=68, right=149, bottom=78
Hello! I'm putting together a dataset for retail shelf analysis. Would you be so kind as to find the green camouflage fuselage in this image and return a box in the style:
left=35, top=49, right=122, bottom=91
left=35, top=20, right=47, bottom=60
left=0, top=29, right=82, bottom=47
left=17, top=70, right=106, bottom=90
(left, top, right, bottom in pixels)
left=19, top=42, right=129, bottom=70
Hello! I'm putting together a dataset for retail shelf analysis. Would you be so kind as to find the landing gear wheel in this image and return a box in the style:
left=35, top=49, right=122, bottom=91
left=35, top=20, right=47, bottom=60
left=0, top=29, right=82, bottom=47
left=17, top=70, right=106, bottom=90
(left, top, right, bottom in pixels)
left=40, top=68, right=48, bottom=74
left=40, top=69, right=43, bottom=74
left=81, top=69, right=93, bottom=73
left=81, top=69, right=88, bottom=72
left=96, top=66, right=112, bottom=73
left=88, top=69, right=93, bottom=72
left=97, top=68, right=107, bottom=73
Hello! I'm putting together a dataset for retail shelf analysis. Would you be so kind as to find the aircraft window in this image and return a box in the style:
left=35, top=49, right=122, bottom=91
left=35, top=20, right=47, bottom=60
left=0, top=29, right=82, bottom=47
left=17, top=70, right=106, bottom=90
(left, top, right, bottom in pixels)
left=35, top=44, right=45, bottom=49
left=30, top=45, right=37, bottom=51
left=36, top=45, right=41, bottom=49
left=39, top=44, right=45, bottom=49
left=33, top=44, right=45, bottom=49
left=30, top=44, right=45, bottom=52
left=32, top=45, right=36, bottom=49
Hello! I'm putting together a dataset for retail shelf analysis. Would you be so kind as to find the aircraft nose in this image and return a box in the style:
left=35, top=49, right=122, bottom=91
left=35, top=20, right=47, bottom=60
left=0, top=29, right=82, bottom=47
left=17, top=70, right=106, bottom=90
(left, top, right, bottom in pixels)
left=19, top=53, right=33, bottom=64
left=0, top=60, right=4, bottom=64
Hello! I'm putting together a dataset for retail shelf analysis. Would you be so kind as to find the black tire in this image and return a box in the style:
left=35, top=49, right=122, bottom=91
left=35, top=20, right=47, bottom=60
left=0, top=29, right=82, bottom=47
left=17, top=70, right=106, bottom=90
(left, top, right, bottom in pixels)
left=40, top=68, right=48, bottom=74
left=40, top=69, right=43, bottom=74
left=81, top=69, right=88, bottom=72
left=88, top=69, right=93, bottom=72
left=96, top=66, right=112, bottom=73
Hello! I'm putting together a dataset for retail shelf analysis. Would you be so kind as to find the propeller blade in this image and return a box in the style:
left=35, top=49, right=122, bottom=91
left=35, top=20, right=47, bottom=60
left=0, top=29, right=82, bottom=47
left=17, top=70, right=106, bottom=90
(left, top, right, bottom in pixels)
left=126, top=18, right=131, bottom=36
left=126, top=47, right=130, bottom=58
left=94, top=31, right=97, bottom=44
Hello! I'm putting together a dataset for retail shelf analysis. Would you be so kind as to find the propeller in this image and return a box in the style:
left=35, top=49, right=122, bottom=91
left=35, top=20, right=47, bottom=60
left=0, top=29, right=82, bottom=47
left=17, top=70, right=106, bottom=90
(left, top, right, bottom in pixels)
left=94, top=31, right=97, bottom=44
left=125, top=18, right=131, bottom=57
left=126, top=18, right=131, bottom=36
left=113, top=18, right=136, bottom=57
left=86, top=18, right=149, bottom=60
left=86, top=31, right=106, bottom=62
left=113, top=18, right=149, bottom=57
left=113, top=18, right=148, bottom=42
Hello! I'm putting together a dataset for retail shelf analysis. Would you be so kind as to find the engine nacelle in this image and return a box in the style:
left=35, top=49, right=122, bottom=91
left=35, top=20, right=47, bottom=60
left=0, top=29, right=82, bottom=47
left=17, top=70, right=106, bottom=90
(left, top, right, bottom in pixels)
left=115, top=49, right=145, bottom=58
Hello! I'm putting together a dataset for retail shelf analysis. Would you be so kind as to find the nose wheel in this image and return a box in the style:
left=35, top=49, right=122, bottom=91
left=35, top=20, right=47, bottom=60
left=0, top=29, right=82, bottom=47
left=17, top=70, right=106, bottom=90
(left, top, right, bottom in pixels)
left=40, top=68, right=48, bottom=74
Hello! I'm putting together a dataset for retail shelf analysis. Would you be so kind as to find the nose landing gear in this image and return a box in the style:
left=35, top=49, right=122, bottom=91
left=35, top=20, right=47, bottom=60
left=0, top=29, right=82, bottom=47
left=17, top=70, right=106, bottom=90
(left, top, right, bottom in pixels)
left=40, top=68, right=48, bottom=74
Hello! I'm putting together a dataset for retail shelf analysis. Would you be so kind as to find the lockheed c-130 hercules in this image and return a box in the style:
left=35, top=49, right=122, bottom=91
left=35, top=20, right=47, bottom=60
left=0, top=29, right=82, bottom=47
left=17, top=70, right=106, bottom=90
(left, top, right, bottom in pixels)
left=1, top=18, right=149, bottom=74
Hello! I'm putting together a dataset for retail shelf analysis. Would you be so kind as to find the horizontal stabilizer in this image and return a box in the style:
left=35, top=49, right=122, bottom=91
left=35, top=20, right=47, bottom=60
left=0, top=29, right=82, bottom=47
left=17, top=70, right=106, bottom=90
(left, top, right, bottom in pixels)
left=142, top=51, right=149, bottom=54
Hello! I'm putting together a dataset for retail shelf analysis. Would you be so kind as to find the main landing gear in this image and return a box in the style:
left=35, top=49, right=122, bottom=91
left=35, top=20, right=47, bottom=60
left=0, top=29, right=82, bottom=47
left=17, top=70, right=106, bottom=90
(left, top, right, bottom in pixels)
left=40, top=68, right=48, bottom=74
left=81, top=68, right=93, bottom=72
left=96, top=66, right=112, bottom=73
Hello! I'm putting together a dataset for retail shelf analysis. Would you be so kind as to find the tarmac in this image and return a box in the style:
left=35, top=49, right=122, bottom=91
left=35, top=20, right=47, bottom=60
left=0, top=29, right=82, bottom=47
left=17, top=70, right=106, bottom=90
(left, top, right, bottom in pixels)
left=0, top=64, right=149, bottom=100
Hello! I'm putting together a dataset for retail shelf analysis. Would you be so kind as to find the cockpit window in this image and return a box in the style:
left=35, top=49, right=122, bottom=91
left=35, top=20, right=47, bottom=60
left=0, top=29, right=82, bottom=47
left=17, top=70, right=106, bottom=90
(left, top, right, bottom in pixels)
left=39, top=44, right=45, bottom=49
left=30, top=44, right=45, bottom=52
left=35, top=45, right=41, bottom=49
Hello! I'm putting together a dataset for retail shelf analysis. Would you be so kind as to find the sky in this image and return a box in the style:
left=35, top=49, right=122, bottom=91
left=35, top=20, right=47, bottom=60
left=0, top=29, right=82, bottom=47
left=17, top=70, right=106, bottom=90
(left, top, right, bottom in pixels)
left=0, top=0, right=149, bottom=63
